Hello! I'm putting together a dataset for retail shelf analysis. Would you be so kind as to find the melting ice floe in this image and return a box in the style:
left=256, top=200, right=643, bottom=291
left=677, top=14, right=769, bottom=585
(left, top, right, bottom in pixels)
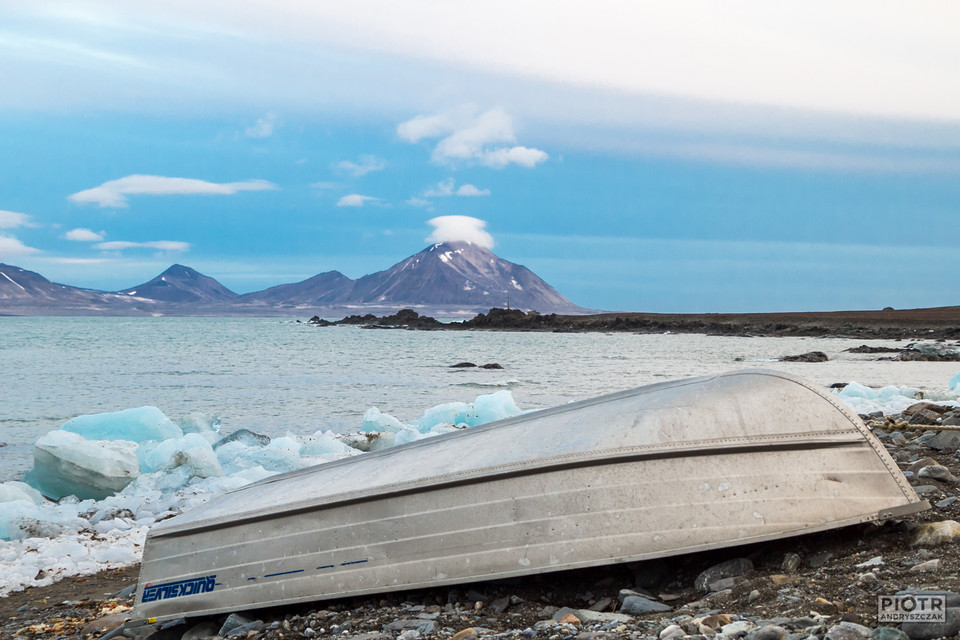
left=835, top=376, right=960, bottom=416
left=0, top=391, right=521, bottom=596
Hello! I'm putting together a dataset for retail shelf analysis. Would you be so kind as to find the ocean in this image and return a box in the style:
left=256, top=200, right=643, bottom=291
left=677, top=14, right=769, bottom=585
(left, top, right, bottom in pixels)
left=2, top=316, right=959, bottom=595
left=4, top=316, right=960, bottom=481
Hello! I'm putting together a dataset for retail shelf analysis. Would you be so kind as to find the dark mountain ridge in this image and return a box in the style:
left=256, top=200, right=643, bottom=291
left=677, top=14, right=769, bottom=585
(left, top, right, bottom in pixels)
left=119, top=264, right=238, bottom=303
left=0, top=243, right=589, bottom=316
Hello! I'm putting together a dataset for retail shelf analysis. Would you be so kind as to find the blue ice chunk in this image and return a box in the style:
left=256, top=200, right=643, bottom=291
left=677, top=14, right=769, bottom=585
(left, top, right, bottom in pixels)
left=360, top=407, right=406, bottom=434
left=215, top=436, right=304, bottom=474
left=951, top=370, right=960, bottom=392
left=139, top=433, right=225, bottom=478
left=0, top=501, right=45, bottom=541
left=413, top=390, right=521, bottom=431
left=60, top=407, right=182, bottom=443
left=0, top=481, right=44, bottom=505
left=32, top=431, right=140, bottom=500
left=300, top=432, right=359, bottom=457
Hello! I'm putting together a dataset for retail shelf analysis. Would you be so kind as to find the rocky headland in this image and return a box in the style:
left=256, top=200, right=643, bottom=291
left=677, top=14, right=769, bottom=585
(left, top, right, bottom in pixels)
left=308, top=307, right=960, bottom=341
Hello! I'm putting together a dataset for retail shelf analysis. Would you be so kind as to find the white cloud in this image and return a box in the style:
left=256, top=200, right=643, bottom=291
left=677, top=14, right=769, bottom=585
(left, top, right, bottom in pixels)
left=0, top=235, right=41, bottom=257
left=68, top=175, right=279, bottom=208
left=51, top=257, right=111, bottom=264
left=0, top=210, right=37, bottom=229
left=478, top=146, right=548, bottom=169
left=423, top=178, right=490, bottom=198
left=398, top=107, right=548, bottom=168
left=65, top=228, right=104, bottom=241
left=456, top=183, right=490, bottom=197
left=336, top=194, right=379, bottom=207
left=335, top=155, right=386, bottom=177
left=424, top=178, right=455, bottom=197
left=245, top=112, right=277, bottom=138
left=95, top=240, right=190, bottom=251
left=406, top=197, right=431, bottom=208
left=426, top=215, right=494, bottom=249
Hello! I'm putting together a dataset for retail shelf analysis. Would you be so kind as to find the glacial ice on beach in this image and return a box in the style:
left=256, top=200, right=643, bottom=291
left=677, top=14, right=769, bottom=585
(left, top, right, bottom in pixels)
left=32, top=431, right=141, bottom=501
left=356, top=390, right=523, bottom=448
left=0, top=390, right=522, bottom=596
left=835, top=380, right=959, bottom=416
left=951, top=370, right=960, bottom=392
left=61, top=406, right=183, bottom=443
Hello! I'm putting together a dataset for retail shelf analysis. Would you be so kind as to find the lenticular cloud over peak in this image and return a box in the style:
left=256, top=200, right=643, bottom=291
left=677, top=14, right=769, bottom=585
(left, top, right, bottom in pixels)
left=68, top=175, right=278, bottom=208
left=426, top=215, right=494, bottom=249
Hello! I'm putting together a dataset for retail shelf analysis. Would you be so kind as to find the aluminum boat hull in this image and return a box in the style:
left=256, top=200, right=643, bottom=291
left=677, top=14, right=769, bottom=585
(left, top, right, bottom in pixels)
left=133, top=369, right=925, bottom=623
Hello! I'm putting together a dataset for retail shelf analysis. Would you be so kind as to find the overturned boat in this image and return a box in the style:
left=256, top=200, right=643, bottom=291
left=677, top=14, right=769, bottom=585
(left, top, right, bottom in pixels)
left=133, top=369, right=926, bottom=624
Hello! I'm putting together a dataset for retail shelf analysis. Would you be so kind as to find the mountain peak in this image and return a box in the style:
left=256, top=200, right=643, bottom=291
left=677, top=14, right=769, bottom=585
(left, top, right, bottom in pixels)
left=119, top=265, right=238, bottom=303
left=350, top=243, right=584, bottom=313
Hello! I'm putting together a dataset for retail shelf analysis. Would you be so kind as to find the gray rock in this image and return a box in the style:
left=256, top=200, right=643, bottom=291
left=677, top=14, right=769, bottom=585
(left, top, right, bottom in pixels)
left=871, top=628, right=908, bottom=640
left=746, top=625, right=789, bottom=640
left=896, top=588, right=960, bottom=607
left=574, top=609, right=634, bottom=624
left=927, top=431, right=960, bottom=452
left=113, top=584, right=137, bottom=599
left=551, top=607, right=582, bottom=622
left=824, top=622, right=871, bottom=640
left=807, top=551, right=834, bottom=568
left=588, top=597, right=614, bottom=612
left=226, top=621, right=265, bottom=638
left=721, top=621, right=754, bottom=637
left=219, top=613, right=256, bottom=637
left=912, top=485, right=941, bottom=496
left=893, top=590, right=960, bottom=639
left=909, top=409, right=942, bottom=426
left=943, top=415, right=960, bottom=427
left=182, top=621, right=220, bottom=640
left=708, top=576, right=741, bottom=592
left=618, top=588, right=653, bottom=602
left=489, top=597, right=511, bottom=614
left=465, top=589, right=487, bottom=603
left=779, top=351, right=829, bottom=363
left=906, top=457, right=940, bottom=473
left=901, top=608, right=960, bottom=640
left=781, top=553, right=801, bottom=573
left=694, top=557, right=754, bottom=592
left=383, top=620, right=436, bottom=635
left=620, top=595, right=672, bottom=615
left=936, top=496, right=957, bottom=508
left=919, top=465, right=957, bottom=482
left=910, top=559, right=941, bottom=572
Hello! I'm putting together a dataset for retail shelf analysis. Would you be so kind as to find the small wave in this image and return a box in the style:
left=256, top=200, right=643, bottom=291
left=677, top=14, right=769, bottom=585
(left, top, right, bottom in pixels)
left=453, top=379, right=522, bottom=389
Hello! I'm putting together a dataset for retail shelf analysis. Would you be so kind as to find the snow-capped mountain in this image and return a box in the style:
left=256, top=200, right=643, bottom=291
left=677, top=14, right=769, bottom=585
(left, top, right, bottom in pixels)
left=349, top=242, right=582, bottom=312
left=118, top=264, right=237, bottom=304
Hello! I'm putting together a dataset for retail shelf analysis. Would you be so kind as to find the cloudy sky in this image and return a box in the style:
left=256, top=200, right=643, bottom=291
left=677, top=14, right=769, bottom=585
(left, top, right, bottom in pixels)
left=2, top=1, right=959, bottom=312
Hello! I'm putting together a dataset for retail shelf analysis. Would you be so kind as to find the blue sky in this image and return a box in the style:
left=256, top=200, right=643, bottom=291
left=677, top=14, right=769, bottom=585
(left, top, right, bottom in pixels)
left=2, top=2, right=959, bottom=312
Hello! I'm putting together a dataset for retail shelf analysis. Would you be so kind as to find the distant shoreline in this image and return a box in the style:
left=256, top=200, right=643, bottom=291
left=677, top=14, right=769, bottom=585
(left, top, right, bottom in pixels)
left=318, top=306, right=960, bottom=341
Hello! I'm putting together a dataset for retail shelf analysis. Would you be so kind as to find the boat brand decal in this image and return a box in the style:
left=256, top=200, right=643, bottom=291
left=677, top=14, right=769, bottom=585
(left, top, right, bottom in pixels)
left=142, top=575, right=217, bottom=603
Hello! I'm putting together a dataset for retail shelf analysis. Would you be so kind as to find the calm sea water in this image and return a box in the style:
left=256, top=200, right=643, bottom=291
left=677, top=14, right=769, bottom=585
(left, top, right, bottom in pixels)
left=3, top=317, right=959, bottom=481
